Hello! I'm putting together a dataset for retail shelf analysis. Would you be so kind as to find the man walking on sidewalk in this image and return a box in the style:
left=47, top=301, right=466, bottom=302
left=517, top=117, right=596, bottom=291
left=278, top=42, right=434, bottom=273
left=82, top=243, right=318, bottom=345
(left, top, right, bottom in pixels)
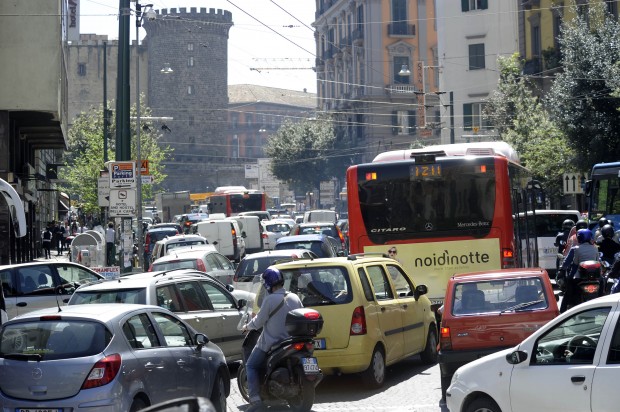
left=105, top=222, right=116, bottom=266
left=42, top=224, right=52, bottom=259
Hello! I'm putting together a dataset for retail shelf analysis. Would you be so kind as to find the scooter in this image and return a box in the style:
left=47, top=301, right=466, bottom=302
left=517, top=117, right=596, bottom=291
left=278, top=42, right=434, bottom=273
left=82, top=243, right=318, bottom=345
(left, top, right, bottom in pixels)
left=574, top=260, right=604, bottom=303
left=237, top=308, right=324, bottom=412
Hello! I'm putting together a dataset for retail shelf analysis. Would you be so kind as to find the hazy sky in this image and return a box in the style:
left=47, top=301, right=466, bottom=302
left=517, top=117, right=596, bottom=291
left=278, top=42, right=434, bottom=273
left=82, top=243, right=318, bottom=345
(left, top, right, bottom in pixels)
left=80, top=0, right=318, bottom=93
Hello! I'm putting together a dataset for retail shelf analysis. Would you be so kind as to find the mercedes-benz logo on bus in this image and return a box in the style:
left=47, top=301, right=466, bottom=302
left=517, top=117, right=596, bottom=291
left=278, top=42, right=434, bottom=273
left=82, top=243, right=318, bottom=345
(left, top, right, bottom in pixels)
left=424, top=222, right=433, bottom=231
left=32, top=368, right=43, bottom=380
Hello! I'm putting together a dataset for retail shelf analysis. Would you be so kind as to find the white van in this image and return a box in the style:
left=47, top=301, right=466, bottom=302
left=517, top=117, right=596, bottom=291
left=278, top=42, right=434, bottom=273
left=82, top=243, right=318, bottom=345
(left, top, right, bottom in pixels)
left=516, top=209, right=581, bottom=277
left=231, top=215, right=263, bottom=254
left=193, top=219, right=246, bottom=262
left=303, top=209, right=338, bottom=224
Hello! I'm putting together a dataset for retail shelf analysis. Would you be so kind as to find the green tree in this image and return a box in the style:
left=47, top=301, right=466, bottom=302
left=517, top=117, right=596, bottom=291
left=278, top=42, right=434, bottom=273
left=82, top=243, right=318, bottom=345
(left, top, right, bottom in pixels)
left=62, top=99, right=172, bottom=215
left=486, top=53, right=575, bottom=203
left=265, top=115, right=347, bottom=195
left=547, top=5, right=620, bottom=170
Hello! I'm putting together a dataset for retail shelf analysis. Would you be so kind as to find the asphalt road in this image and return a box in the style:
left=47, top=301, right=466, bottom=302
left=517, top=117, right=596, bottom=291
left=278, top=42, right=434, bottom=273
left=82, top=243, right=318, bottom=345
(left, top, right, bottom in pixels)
left=226, top=356, right=449, bottom=412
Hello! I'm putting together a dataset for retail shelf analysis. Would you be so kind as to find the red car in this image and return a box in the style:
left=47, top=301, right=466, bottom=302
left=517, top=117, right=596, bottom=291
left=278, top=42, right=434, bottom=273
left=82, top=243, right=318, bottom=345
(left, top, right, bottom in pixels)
left=438, top=268, right=559, bottom=400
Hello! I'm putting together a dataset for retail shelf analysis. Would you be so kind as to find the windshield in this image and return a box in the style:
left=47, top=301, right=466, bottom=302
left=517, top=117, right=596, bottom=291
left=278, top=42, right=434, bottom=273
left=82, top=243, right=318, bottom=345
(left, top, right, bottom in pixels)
left=279, top=266, right=352, bottom=306
left=590, top=170, right=620, bottom=227
left=152, top=260, right=197, bottom=271
left=70, top=287, right=147, bottom=305
left=356, top=159, right=496, bottom=241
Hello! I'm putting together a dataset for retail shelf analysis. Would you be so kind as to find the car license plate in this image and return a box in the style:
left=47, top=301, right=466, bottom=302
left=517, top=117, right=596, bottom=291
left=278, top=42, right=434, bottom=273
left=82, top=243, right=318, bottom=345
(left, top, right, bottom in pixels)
left=313, top=338, right=326, bottom=350
left=302, top=357, right=319, bottom=374
left=17, top=409, right=61, bottom=412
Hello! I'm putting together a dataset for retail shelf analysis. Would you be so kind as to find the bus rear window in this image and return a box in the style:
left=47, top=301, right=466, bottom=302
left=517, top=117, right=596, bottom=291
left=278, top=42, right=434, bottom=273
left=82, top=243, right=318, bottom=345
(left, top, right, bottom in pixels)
left=356, top=161, right=496, bottom=240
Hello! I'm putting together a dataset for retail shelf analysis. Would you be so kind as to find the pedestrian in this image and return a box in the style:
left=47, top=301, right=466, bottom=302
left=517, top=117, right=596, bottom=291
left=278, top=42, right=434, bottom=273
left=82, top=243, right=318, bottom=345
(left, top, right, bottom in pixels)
left=54, top=221, right=65, bottom=255
left=62, top=221, right=71, bottom=254
left=42, top=224, right=52, bottom=259
left=105, top=222, right=116, bottom=266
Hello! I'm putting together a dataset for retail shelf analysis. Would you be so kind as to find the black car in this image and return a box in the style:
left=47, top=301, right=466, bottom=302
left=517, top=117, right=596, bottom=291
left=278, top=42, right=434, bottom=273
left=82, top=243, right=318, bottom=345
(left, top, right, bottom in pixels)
left=144, top=225, right=181, bottom=261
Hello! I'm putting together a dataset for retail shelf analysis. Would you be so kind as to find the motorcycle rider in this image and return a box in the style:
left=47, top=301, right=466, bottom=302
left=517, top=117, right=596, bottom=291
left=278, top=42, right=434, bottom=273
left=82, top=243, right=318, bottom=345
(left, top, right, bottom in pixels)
left=555, top=219, right=575, bottom=273
left=558, top=228, right=600, bottom=312
left=594, top=217, right=610, bottom=243
left=597, top=224, right=620, bottom=265
left=242, top=267, right=303, bottom=412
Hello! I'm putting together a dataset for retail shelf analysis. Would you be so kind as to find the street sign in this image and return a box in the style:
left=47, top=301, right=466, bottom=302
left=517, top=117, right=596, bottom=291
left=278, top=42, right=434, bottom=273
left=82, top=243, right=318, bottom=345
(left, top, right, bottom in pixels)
left=139, top=159, right=149, bottom=175
left=109, top=188, right=136, bottom=217
left=98, top=176, right=110, bottom=207
left=563, top=173, right=585, bottom=194
left=141, top=175, right=153, bottom=184
left=108, top=161, right=137, bottom=188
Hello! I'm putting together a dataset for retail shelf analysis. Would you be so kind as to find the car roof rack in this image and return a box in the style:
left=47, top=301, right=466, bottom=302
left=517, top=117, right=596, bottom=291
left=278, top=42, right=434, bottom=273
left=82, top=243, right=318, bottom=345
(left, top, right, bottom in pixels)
left=347, top=252, right=388, bottom=260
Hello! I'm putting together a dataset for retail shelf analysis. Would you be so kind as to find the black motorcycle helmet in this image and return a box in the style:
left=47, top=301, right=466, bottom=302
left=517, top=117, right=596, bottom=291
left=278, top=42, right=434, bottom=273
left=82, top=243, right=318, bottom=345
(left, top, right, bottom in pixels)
left=562, top=219, right=575, bottom=231
left=575, top=219, right=588, bottom=230
left=602, top=224, right=615, bottom=239
left=599, top=217, right=610, bottom=228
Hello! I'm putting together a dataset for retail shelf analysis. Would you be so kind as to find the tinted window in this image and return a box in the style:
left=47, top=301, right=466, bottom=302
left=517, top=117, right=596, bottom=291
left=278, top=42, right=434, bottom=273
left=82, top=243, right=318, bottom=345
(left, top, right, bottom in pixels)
left=156, top=285, right=183, bottom=312
left=70, top=287, right=147, bottom=305
left=356, top=159, right=496, bottom=241
left=123, top=313, right=160, bottom=349
left=177, top=281, right=210, bottom=311
left=517, top=213, right=581, bottom=237
left=0, top=320, right=110, bottom=360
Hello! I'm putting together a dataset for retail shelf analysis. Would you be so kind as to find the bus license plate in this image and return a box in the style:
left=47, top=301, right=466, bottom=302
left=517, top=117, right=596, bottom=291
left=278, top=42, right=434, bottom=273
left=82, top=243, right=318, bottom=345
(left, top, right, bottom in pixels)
left=313, top=338, right=326, bottom=350
left=302, top=357, right=319, bottom=374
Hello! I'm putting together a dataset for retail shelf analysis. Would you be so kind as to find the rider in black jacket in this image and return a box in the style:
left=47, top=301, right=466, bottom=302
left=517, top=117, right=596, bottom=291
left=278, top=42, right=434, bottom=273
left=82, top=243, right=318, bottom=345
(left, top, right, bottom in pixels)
left=597, top=224, right=620, bottom=265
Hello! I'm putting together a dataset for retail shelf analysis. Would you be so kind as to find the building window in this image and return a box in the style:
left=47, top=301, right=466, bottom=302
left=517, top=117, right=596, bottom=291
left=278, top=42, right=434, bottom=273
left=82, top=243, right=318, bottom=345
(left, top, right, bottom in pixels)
left=188, top=56, right=194, bottom=67
left=392, top=110, right=416, bottom=135
left=463, top=102, right=489, bottom=130
left=462, top=0, right=488, bottom=12
left=246, top=113, right=254, bottom=126
left=391, top=0, right=408, bottom=34
left=608, top=1, right=618, bottom=17
left=77, top=63, right=86, bottom=76
left=393, top=56, right=410, bottom=84
left=468, top=43, right=485, bottom=70
left=531, top=25, right=541, bottom=58
left=188, top=85, right=193, bottom=95
left=188, top=43, right=194, bottom=51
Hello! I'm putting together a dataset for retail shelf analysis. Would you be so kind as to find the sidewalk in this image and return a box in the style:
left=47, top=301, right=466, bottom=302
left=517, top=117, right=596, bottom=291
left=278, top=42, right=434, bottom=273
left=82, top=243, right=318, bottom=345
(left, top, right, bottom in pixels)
left=35, top=250, right=71, bottom=263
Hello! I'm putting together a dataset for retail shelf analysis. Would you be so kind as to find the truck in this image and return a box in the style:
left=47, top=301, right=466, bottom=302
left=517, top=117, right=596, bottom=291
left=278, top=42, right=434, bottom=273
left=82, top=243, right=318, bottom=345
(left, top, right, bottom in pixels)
left=155, top=191, right=192, bottom=223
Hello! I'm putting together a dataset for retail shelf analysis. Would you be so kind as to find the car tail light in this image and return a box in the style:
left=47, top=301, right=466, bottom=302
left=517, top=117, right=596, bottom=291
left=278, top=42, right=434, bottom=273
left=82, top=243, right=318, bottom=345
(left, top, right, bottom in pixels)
left=292, top=342, right=306, bottom=351
left=262, top=233, right=269, bottom=239
left=81, top=353, right=121, bottom=389
left=350, top=306, right=367, bottom=335
left=439, top=326, right=452, bottom=351
left=196, top=259, right=207, bottom=272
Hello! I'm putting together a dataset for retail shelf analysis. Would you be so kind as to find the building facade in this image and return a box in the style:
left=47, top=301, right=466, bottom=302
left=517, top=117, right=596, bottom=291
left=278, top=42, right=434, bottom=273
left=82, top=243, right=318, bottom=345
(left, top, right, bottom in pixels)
left=0, top=1, right=69, bottom=263
left=313, top=0, right=440, bottom=164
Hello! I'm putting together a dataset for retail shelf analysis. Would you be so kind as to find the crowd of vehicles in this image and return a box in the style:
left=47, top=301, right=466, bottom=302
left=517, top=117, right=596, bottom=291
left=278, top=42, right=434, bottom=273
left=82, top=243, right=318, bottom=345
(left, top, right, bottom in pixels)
left=1, top=145, right=618, bottom=410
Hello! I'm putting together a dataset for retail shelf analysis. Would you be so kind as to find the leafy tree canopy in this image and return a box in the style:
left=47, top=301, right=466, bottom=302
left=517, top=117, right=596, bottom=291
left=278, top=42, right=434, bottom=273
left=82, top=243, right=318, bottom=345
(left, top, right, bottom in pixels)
left=62, top=99, right=172, bottom=215
left=265, top=115, right=347, bottom=194
left=547, top=4, right=620, bottom=171
left=486, top=53, right=575, bottom=202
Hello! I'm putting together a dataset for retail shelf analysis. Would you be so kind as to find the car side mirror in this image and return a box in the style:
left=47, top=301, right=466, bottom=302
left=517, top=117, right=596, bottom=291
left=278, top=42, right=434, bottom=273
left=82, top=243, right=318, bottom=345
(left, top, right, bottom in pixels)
left=506, top=350, right=528, bottom=364
left=414, top=284, right=428, bottom=300
left=226, top=284, right=234, bottom=292
left=195, top=333, right=209, bottom=350
left=237, top=298, right=247, bottom=309
left=242, top=231, right=247, bottom=238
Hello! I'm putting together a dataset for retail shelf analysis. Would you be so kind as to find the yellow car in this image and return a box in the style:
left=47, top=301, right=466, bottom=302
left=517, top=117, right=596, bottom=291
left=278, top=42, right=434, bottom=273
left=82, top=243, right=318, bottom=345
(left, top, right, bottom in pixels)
left=261, top=254, right=437, bottom=388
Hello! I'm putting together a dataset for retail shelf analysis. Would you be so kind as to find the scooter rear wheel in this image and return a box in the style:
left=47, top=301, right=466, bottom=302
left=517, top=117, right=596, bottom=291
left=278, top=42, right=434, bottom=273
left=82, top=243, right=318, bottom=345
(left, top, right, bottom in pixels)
left=288, top=378, right=314, bottom=412
left=236, top=364, right=250, bottom=403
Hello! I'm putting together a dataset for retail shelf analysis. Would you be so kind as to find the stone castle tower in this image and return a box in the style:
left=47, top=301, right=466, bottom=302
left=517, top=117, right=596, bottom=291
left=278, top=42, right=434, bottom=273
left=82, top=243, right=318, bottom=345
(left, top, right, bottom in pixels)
left=143, top=7, right=233, bottom=193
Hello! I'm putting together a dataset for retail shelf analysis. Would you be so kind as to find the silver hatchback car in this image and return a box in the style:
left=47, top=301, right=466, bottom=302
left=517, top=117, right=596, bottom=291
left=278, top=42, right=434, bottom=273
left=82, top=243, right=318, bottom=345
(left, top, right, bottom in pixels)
left=0, top=304, right=230, bottom=412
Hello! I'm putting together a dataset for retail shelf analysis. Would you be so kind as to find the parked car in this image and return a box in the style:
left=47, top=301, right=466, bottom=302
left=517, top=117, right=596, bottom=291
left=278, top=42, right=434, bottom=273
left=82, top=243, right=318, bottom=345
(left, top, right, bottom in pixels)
left=0, top=304, right=230, bottom=411
left=150, top=247, right=234, bottom=286
left=260, top=220, right=292, bottom=250
left=446, top=293, right=620, bottom=412
left=150, top=234, right=209, bottom=263
left=69, top=269, right=247, bottom=362
left=275, top=234, right=340, bottom=258
left=233, top=249, right=318, bottom=292
left=289, top=222, right=347, bottom=254
left=438, top=268, right=559, bottom=399
left=144, top=224, right=181, bottom=262
left=264, top=255, right=437, bottom=388
left=0, top=261, right=104, bottom=319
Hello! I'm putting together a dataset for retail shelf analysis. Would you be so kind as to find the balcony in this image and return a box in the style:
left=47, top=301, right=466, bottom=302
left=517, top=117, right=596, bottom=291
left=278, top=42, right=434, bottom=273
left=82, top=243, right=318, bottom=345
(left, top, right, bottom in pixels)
left=542, top=47, right=562, bottom=72
left=523, top=58, right=541, bottom=75
left=386, top=84, right=418, bottom=97
left=388, top=23, right=416, bottom=37
left=351, top=28, right=364, bottom=45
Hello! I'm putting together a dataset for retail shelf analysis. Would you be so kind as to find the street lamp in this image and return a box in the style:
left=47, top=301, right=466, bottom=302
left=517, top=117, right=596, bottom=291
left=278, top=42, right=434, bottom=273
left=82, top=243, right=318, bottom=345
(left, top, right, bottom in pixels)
left=133, top=1, right=155, bottom=270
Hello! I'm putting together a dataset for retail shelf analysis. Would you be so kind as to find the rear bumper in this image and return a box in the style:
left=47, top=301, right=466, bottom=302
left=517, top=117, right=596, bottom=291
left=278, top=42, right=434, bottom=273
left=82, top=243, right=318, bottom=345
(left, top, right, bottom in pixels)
left=313, top=337, right=376, bottom=375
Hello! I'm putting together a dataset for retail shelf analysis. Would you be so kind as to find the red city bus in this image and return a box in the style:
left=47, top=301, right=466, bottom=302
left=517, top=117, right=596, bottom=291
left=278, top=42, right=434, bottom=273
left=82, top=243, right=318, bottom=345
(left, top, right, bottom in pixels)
left=208, top=189, right=266, bottom=217
left=346, top=142, right=536, bottom=308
